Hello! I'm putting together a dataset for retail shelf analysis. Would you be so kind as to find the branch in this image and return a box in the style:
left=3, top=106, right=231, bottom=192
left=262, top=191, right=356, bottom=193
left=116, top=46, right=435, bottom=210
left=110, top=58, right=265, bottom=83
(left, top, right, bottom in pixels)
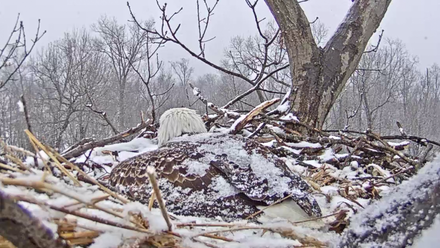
left=364, top=29, right=385, bottom=54
left=62, top=120, right=151, bottom=159
left=127, top=1, right=258, bottom=93
left=0, top=17, right=46, bottom=89
left=322, top=0, right=392, bottom=102
left=222, top=63, right=289, bottom=109
left=231, top=98, right=280, bottom=134
left=86, top=104, right=119, bottom=135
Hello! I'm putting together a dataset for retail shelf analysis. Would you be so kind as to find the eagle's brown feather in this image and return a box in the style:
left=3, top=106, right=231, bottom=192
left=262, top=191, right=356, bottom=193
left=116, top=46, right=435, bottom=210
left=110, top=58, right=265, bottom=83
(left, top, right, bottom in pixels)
left=109, top=134, right=321, bottom=220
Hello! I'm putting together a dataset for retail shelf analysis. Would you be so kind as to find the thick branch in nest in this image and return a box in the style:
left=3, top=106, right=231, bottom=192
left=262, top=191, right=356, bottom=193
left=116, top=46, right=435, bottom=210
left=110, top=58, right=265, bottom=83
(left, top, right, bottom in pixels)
left=62, top=120, right=151, bottom=159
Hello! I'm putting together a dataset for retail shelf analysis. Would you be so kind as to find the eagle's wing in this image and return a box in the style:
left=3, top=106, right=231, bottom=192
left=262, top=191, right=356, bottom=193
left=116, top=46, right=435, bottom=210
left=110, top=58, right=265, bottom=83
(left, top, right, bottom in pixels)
left=202, top=136, right=322, bottom=217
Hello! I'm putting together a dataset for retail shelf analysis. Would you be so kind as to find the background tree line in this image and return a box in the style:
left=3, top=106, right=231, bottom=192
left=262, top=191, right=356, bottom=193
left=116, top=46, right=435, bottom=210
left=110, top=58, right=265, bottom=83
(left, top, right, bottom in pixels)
left=0, top=15, right=438, bottom=158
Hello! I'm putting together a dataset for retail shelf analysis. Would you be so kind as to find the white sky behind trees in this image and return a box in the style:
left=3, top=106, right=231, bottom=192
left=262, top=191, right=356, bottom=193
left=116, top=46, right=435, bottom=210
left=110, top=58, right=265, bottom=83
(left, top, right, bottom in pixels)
left=1, top=0, right=439, bottom=75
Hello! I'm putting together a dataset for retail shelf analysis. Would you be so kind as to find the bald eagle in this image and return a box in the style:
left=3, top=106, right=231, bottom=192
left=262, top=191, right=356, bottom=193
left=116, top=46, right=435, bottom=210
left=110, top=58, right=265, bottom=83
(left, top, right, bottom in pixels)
left=109, top=108, right=321, bottom=221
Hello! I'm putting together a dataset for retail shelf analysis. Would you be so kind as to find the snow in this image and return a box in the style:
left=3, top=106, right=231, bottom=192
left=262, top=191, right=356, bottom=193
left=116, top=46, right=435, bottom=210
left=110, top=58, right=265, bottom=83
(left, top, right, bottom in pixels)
left=413, top=215, right=440, bottom=247
left=17, top=100, right=24, bottom=112
left=319, top=148, right=335, bottom=162
left=230, top=114, right=246, bottom=131
left=285, top=141, right=322, bottom=149
left=280, top=113, right=299, bottom=122
left=89, top=232, right=121, bottom=248
left=227, top=235, right=301, bottom=248
left=387, top=141, right=410, bottom=147
left=181, top=159, right=210, bottom=176
left=266, top=124, right=285, bottom=135
left=329, top=135, right=341, bottom=140
left=24, top=150, right=50, bottom=168
left=192, top=86, right=201, bottom=96
left=302, top=160, right=322, bottom=168
left=352, top=157, right=440, bottom=223
left=210, top=176, right=239, bottom=198
left=337, top=156, right=440, bottom=247
left=276, top=100, right=290, bottom=113
left=74, top=137, right=157, bottom=165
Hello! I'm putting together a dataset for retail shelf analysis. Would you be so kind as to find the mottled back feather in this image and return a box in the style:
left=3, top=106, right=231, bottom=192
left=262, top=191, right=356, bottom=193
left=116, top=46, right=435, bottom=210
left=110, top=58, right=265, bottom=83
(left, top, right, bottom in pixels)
left=109, top=134, right=321, bottom=220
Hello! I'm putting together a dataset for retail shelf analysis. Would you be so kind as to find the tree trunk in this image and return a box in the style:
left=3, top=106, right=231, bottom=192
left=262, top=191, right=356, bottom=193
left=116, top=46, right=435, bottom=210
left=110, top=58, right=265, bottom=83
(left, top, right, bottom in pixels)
left=264, top=0, right=392, bottom=129
left=118, top=78, right=126, bottom=130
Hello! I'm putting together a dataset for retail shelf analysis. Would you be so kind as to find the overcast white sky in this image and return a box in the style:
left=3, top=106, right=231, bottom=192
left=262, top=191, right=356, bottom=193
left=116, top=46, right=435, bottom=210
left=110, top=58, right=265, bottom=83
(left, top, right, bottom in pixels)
left=1, top=0, right=439, bottom=75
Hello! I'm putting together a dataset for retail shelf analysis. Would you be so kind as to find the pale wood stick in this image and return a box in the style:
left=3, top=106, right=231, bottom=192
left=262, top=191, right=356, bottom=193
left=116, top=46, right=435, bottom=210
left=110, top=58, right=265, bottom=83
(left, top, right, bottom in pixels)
left=146, top=166, right=172, bottom=231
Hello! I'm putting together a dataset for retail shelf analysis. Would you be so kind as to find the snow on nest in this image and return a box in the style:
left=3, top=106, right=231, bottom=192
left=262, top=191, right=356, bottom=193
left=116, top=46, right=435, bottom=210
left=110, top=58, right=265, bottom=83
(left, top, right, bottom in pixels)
left=195, top=134, right=298, bottom=198
left=8, top=125, right=434, bottom=246
left=3, top=132, right=440, bottom=247
left=74, top=131, right=389, bottom=220
left=413, top=215, right=440, bottom=247
left=0, top=168, right=334, bottom=247
left=74, top=137, right=157, bottom=165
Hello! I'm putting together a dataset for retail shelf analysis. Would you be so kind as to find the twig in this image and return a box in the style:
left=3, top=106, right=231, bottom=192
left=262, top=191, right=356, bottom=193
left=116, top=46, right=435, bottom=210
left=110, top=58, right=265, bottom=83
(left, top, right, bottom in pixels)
left=147, top=166, right=173, bottom=231
left=52, top=149, right=130, bottom=204
left=0, top=138, right=31, bottom=171
left=25, top=130, right=81, bottom=186
left=0, top=177, right=144, bottom=229
left=0, top=162, right=26, bottom=173
left=247, top=122, right=266, bottom=139
left=289, top=210, right=344, bottom=225
left=10, top=195, right=151, bottom=234
left=364, top=29, right=384, bottom=53
left=86, top=104, right=119, bottom=135
left=366, top=131, right=418, bottom=168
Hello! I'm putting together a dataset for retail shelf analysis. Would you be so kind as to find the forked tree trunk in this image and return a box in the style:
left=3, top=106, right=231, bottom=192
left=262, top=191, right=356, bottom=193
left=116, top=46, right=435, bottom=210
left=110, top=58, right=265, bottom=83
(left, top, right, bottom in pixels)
left=264, top=0, right=392, bottom=129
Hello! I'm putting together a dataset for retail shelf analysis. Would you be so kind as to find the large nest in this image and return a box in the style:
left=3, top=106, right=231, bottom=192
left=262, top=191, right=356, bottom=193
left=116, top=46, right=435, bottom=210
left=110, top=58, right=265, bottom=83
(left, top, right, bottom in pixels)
left=0, top=102, right=439, bottom=248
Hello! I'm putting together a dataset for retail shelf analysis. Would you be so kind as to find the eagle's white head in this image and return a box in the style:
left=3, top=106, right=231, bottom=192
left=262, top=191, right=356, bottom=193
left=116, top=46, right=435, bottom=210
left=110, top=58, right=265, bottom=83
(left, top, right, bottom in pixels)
left=157, top=108, right=207, bottom=147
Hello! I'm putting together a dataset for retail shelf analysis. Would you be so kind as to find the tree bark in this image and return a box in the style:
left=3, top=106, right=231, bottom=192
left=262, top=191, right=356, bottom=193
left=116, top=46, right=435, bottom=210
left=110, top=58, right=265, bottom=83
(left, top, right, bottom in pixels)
left=264, top=0, right=392, bottom=129
left=0, top=190, right=69, bottom=248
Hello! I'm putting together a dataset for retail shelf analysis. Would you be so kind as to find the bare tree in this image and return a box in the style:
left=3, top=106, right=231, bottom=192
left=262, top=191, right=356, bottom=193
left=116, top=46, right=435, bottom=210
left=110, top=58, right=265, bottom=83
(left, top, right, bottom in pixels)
left=223, top=21, right=290, bottom=104
left=31, top=30, right=110, bottom=149
left=326, top=39, right=419, bottom=132
left=128, top=0, right=289, bottom=112
left=311, top=20, right=328, bottom=47
left=93, top=16, right=150, bottom=130
left=0, top=14, right=45, bottom=90
left=171, top=58, right=194, bottom=107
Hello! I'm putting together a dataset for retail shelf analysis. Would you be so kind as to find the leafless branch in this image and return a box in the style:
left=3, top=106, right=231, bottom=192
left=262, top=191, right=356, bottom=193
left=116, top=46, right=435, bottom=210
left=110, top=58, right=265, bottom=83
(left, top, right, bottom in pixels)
left=196, top=0, right=219, bottom=57
left=128, top=1, right=287, bottom=109
left=86, top=104, right=119, bottom=135
left=0, top=15, right=46, bottom=89
left=222, top=63, right=289, bottom=109
left=364, top=29, right=385, bottom=54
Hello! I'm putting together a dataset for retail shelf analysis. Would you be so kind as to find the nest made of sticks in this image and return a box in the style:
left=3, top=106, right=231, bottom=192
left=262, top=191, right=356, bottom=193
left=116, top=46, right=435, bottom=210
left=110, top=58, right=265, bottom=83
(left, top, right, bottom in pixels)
left=0, top=100, right=438, bottom=247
